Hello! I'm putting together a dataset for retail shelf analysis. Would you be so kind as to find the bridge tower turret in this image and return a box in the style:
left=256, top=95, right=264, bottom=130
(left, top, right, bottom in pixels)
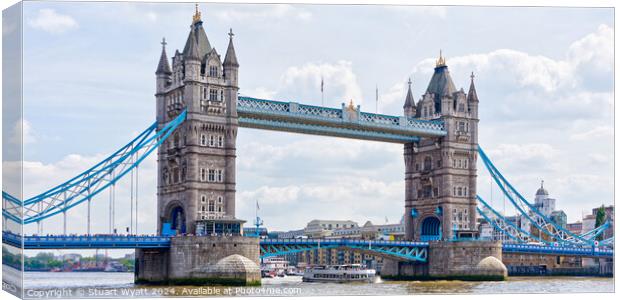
left=155, top=6, right=242, bottom=235
left=404, top=52, right=479, bottom=241
left=403, top=78, right=417, bottom=117
left=155, top=38, right=172, bottom=125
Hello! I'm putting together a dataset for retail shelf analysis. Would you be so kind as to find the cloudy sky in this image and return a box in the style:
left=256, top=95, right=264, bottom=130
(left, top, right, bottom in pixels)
left=4, top=1, right=613, bottom=244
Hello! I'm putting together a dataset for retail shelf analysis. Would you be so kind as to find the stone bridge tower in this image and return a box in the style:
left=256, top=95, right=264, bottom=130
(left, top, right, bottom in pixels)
left=154, top=6, right=241, bottom=235
left=403, top=52, right=479, bottom=241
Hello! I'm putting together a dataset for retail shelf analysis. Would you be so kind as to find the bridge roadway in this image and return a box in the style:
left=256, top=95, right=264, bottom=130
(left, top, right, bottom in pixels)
left=2, top=232, right=613, bottom=261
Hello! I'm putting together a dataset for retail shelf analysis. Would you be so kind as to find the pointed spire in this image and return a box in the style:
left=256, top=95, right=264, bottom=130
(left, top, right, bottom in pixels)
left=186, top=31, right=200, bottom=60
left=467, top=71, right=479, bottom=102
left=156, top=37, right=172, bottom=75
left=403, top=77, right=415, bottom=108
left=183, top=4, right=211, bottom=57
left=224, top=28, right=239, bottom=67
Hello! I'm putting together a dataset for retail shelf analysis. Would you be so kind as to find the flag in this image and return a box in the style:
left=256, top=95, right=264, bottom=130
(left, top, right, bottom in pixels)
left=320, top=76, right=324, bottom=93
left=256, top=200, right=260, bottom=211
left=385, top=216, right=388, bottom=224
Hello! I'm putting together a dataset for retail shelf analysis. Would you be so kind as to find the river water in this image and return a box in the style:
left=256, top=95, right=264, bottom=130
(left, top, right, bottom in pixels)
left=12, top=271, right=613, bottom=298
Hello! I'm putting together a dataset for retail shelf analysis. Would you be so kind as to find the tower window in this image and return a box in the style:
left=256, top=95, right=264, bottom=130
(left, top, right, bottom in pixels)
left=458, top=121, right=466, bottom=132
left=209, top=65, right=219, bottom=77
left=200, top=168, right=206, bottom=181
left=209, top=89, right=218, bottom=101
left=208, top=200, right=215, bottom=212
left=423, top=157, right=432, bottom=171
left=209, top=135, right=215, bottom=147
left=201, top=195, right=207, bottom=203
left=217, top=136, right=224, bottom=147
left=200, top=134, right=207, bottom=146
left=217, top=170, right=223, bottom=182
left=218, top=196, right=223, bottom=203
left=208, top=169, right=216, bottom=182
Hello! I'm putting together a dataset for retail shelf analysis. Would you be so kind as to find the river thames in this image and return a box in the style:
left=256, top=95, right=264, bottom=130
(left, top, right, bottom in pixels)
left=13, top=270, right=613, bottom=297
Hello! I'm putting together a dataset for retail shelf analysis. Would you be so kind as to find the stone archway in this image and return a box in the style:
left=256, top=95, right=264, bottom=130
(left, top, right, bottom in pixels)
left=420, top=216, right=441, bottom=241
left=169, top=205, right=186, bottom=234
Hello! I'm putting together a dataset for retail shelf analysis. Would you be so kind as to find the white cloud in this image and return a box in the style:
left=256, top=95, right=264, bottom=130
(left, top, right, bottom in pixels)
left=240, top=87, right=276, bottom=99
left=568, top=24, right=613, bottom=74
left=237, top=178, right=404, bottom=231
left=275, top=60, right=364, bottom=106
left=28, top=9, right=78, bottom=34
left=10, top=118, right=36, bottom=145
left=387, top=24, right=613, bottom=126
left=215, top=4, right=312, bottom=22
left=146, top=12, right=158, bottom=22
left=570, top=126, right=613, bottom=141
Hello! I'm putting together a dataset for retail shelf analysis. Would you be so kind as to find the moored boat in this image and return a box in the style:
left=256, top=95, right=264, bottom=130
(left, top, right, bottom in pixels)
left=302, top=264, right=376, bottom=283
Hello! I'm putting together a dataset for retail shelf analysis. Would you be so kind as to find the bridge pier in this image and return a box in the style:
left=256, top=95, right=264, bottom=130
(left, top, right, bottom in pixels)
left=382, top=240, right=507, bottom=281
left=135, top=236, right=261, bottom=286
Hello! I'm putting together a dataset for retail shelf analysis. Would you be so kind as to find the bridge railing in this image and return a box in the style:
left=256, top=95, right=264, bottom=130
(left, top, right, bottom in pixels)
left=260, top=238, right=429, bottom=247
left=502, top=243, right=614, bottom=257
left=237, top=96, right=446, bottom=135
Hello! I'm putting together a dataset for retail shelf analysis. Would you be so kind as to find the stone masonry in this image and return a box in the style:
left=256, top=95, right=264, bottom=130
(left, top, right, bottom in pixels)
left=403, top=54, right=480, bottom=241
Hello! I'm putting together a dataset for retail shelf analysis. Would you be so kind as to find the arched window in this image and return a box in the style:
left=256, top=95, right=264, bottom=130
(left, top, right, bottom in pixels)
left=200, top=168, right=206, bottom=181
left=423, top=156, right=432, bottom=171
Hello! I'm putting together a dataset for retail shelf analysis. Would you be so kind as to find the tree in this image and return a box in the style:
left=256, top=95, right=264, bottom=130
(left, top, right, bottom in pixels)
left=594, top=205, right=606, bottom=241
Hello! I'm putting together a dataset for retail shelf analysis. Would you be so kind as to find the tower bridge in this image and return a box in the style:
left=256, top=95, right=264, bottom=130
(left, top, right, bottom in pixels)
left=2, top=5, right=613, bottom=285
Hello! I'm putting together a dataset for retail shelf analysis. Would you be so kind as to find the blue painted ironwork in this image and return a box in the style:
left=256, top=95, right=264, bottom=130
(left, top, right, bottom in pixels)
left=478, top=147, right=593, bottom=246
left=259, top=238, right=429, bottom=262
left=238, top=117, right=423, bottom=143
left=4, top=232, right=612, bottom=258
left=578, top=221, right=610, bottom=241
left=2, top=192, right=22, bottom=223
left=477, top=195, right=550, bottom=245
left=600, top=236, right=613, bottom=247
left=237, top=96, right=446, bottom=143
left=2, top=111, right=187, bottom=224
left=420, top=216, right=441, bottom=242
left=2, top=231, right=171, bottom=249
left=502, top=243, right=613, bottom=258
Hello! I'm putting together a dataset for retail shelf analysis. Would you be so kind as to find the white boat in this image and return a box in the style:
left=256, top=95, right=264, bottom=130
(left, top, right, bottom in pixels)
left=302, top=264, right=376, bottom=283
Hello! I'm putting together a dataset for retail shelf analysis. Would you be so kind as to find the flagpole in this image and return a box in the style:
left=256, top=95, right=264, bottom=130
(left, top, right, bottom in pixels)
left=375, top=84, right=379, bottom=114
left=321, top=76, right=324, bottom=106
